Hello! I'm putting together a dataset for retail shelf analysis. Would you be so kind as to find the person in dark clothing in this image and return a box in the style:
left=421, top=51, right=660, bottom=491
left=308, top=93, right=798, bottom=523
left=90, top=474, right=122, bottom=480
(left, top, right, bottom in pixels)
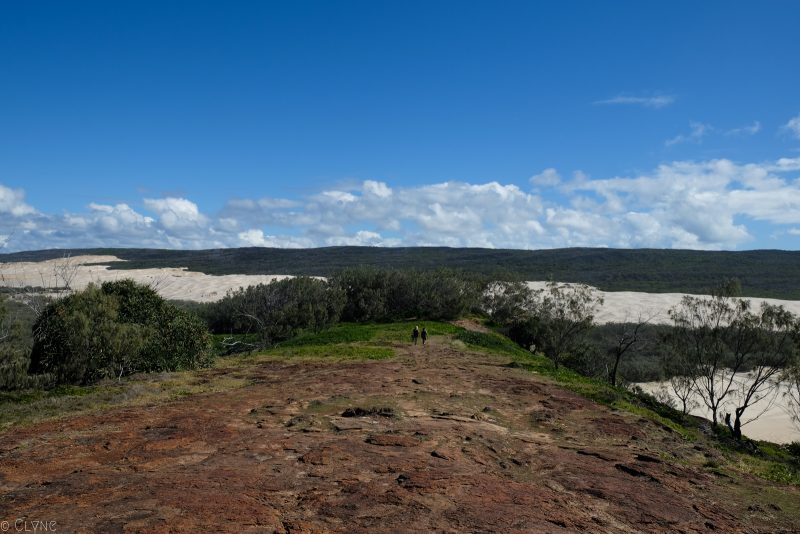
left=412, top=325, right=420, bottom=345
left=421, top=327, right=428, bottom=345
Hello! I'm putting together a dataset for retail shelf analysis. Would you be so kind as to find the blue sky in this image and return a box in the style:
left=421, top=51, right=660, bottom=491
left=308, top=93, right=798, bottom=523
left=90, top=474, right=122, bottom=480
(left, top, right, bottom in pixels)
left=1, top=0, right=800, bottom=251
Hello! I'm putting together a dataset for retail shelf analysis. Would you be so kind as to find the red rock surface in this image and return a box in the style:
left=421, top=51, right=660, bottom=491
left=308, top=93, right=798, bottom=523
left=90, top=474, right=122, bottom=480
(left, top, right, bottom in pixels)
left=1, top=338, right=798, bottom=532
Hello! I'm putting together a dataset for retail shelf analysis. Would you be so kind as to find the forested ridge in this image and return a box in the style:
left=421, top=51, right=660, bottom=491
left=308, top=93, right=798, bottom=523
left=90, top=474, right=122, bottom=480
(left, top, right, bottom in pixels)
left=2, top=246, right=800, bottom=299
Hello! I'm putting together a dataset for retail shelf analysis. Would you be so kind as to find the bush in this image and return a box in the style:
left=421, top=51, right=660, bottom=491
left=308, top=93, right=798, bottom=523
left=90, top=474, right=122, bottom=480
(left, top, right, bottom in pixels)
left=490, top=281, right=602, bottom=369
left=1, top=296, right=34, bottom=389
left=29, top=281, right=212, bottom=385
left=205, top=277, right=346, bottom=345
left=332, top=267, right=485, bottom=322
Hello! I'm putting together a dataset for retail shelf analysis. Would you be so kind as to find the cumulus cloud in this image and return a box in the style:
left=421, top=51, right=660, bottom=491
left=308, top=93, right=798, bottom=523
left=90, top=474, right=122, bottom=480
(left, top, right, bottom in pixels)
left=0, top=184, right=36, bottom=217
left=237, top=228, right=311, bottom=248
left=783, top=113, right=800, bottom=139
left=325, top=230, right=401, bottom=247
left=3, top=156, right=800, bottom=252
left=143, top=197, right=207, bottom=230
left=529, top=168, right=561, bottom=188
left=363, top=180, right=392, bottom=198
left=594, top=94, right=675, bottom=109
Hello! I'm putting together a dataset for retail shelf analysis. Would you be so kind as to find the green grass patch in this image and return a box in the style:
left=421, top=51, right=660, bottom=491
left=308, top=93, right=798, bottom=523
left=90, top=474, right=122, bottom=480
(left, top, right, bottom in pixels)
left=0, top=384, right=97, bottom=405
left=454, top=329, right=532, bottom=358
left=281, top=321, right=461, bottom=347
left=736, top=454, right=800, bottom=486
left=760, top=463, right=800, bottom=485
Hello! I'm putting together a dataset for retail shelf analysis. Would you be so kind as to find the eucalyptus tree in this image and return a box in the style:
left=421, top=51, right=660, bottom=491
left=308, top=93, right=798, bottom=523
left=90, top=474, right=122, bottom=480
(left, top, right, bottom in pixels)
left=668, top=281, right=799, bottom=438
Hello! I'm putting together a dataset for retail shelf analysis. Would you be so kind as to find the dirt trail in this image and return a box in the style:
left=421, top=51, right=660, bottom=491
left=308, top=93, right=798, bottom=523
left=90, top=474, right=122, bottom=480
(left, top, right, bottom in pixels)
left=1, top=338, right=798, bottom=533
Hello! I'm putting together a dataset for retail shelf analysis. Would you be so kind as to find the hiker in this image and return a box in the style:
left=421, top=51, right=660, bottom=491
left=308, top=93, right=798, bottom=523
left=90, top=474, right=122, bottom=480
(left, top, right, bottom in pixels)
left=412, top=325, right=420, bottom=345
left=421, top=327, right=428, bottom=345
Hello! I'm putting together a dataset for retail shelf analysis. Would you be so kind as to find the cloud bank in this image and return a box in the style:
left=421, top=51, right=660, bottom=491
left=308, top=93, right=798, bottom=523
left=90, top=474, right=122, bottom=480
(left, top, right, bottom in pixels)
left=2, top=156, right=800, bottom=253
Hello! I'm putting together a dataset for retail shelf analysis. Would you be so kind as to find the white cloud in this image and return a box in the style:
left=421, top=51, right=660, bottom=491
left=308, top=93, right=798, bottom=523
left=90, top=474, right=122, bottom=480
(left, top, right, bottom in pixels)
left=319, top=191, right=357, bottom=203
left=666, top=121, right=712, bottom=146
left=363, top=180, right=392, bottom=198
left=325, top=230, right=400, bottom=247
left=768, top=158, right=800, bottom=172
left=594, top=94, right=675, bottom=109
left=3, top=157, right=800, bottom=253
left=87, top=203, right=155, bottom=233
left=0, top=184, right=36, bottom=217
left=529, top=168, right=561, bottom=188
left=143, top=197, right=207, bottom=230
left=237, top=228, right=311, bottom=248
left=783, top=113, right=800, bottom=139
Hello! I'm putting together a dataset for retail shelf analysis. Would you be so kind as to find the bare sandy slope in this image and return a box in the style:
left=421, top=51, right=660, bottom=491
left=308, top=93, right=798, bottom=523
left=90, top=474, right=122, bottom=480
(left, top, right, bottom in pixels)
left=526, top=282, right=800, bottom=325
left=637, top=376, right=800, bottom=444
left=2, top=339, right=798, bottom=532
left=0, top=255, right=290, bottom=302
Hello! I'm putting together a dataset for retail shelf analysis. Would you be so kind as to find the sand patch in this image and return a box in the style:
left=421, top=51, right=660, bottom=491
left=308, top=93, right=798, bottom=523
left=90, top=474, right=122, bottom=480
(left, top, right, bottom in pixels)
left=0, top=255, right=291, bottom=302
left=526, top=281, right=800, bottom=325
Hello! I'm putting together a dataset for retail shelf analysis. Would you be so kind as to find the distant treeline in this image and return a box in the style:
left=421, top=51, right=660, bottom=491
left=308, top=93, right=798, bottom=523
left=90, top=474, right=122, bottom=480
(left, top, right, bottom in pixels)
left=3, top=246, right=800, bottom=299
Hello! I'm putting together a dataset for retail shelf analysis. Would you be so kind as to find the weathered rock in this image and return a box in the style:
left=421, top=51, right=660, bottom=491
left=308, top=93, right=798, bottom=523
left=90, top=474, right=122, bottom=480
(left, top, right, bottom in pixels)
left=0, top=343, right=797, bottom=532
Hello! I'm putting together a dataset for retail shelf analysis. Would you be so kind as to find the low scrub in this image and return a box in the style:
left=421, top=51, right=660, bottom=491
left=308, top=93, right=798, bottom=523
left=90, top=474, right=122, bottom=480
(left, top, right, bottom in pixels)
left=332, top=267, right=486, bottom=322
left=199, top=277, right=345, bottom=345
left=29, top=280, right=212, bottom=385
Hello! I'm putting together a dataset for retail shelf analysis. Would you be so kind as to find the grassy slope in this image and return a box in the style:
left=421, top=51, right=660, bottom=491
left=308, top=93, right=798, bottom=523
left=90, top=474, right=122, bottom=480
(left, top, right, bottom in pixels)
left=2, top=246, right=800, bottom=298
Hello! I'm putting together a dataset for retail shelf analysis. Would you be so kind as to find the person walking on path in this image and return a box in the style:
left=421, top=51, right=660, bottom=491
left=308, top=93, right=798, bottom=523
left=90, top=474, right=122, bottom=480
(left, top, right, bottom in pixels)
left=421, top=327, right=428, bottom=345
left=412, top=325, right=420, bottom=345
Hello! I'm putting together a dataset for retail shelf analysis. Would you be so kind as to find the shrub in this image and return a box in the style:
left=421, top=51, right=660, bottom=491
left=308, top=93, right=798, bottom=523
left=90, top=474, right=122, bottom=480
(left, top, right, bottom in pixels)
left=208, top=277, right=346, bottom=345
left=490, top=281, right=603, bottom=369
left=332, top=267, right=485, bottom=322
left=1, top=296, right=33, bottom=389
left=29, top=281, right=212, bottom=385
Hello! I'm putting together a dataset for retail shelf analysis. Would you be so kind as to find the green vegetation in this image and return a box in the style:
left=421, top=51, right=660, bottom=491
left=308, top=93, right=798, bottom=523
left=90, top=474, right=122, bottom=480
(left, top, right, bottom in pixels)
left=666, top=281, right=800, bottom=437
left=29, top=280, right=212, bottom=385
left=454, top=329, right=531, bottom=358
left=198, top=277, right=345, bottom=345
left=5, top=246, right=800, bottom=299
left=332, top=266, right=485, bottom=322
left=484, top=280, right=604, bottom=369
left=282, top=321, right=461, bottom=346
left=0, top=296, right=41, bottom=389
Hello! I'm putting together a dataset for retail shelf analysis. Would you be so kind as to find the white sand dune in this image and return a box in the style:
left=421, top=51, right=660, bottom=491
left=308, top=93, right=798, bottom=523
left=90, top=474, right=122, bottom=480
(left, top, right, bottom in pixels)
left=0, top=255, right=291, bottom=302
left=526, top=281, right=800, bottom=325
left=637, top=375, right=800, bottom=444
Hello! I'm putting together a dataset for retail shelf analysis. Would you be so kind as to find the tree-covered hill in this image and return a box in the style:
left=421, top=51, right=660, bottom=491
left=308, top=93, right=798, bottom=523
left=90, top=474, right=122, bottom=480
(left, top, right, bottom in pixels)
left=2, top=246, right=800, bottom=299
